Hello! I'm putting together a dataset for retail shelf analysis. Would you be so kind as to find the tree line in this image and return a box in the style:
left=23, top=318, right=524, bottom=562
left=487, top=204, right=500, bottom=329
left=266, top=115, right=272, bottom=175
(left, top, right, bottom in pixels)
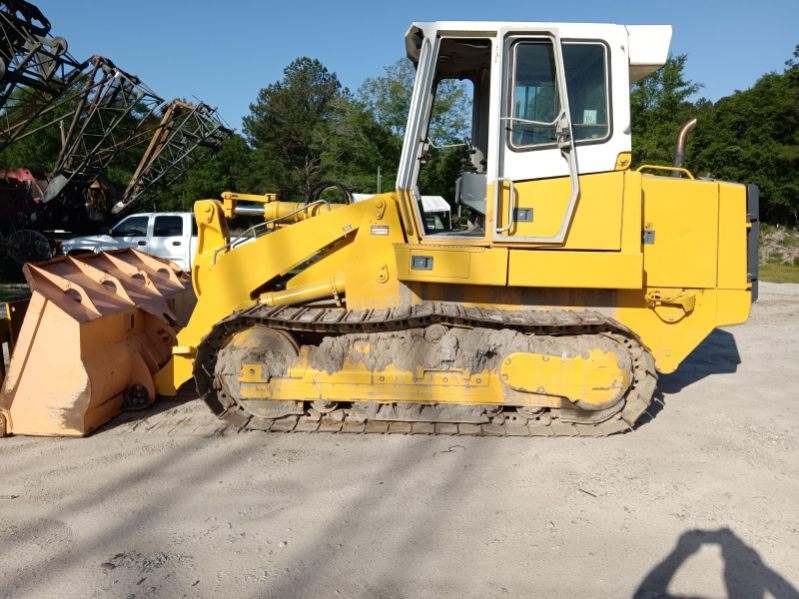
left=4, top=45, right=798, bottom=225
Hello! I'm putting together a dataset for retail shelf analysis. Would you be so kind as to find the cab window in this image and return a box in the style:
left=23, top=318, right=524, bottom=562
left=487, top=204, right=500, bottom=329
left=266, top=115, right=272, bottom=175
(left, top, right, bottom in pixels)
left=509, top=40, right=559, bottom=147
left=416, top=37, right=492, bottom=237
left=111, top=216, right=148, bottom=237
left=509, top=40, right=610, bottom=148
left=153, top=215, right=184, bottom=237
left=563, top=43, right=609, bottom=141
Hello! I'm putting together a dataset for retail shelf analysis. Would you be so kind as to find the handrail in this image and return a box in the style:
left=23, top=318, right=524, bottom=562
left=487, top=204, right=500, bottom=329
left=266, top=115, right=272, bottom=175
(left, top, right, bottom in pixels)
left=212, top=199, right=331, bottom=264
left=636, top=164, right=695, bottom=180
left=495, top=178, right=516, bottom=234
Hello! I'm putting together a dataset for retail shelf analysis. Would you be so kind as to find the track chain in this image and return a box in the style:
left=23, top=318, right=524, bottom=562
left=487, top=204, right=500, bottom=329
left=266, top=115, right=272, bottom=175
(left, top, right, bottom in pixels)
left=194, top=302, right=658, bottom=437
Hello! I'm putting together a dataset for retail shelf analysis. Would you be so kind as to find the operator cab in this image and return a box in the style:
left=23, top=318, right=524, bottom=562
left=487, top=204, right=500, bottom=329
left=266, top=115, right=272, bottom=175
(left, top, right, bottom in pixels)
left=397, top=22, right=672, bottom=243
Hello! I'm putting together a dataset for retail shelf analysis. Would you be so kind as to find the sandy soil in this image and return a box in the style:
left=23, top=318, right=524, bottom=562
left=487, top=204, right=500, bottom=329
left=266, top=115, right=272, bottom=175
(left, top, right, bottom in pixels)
left=1, top=283, right=797, bottom=598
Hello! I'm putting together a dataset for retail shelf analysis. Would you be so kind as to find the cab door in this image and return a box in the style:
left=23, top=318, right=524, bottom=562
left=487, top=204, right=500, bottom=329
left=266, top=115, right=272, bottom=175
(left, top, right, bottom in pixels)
left=110, top=214, right=151, bottom=252
left=494, top=29, right=624, bottom=250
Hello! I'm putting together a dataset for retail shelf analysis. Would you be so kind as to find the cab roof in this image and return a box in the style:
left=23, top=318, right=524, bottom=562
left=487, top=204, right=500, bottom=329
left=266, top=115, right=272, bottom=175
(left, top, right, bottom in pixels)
left=405, top=21, right=672, bottom=81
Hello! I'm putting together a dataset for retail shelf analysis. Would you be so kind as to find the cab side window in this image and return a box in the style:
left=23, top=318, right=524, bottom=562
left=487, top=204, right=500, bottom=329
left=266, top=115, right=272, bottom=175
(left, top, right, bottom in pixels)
left=563, top=43, right=609, bottom=141
left=509, top=40, right=610, bottom=149
left=153, top=216, right=184, bottom=237
left=509, top=40, right=559, bottom=147
left=111, top=216, right=149, bottom=237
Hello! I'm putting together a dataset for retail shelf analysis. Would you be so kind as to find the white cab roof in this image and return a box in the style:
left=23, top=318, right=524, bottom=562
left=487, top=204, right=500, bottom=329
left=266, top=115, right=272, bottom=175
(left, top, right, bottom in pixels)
left=405, top=21, right=672, bottom=82
left=625, top=25, right=673, bottom=80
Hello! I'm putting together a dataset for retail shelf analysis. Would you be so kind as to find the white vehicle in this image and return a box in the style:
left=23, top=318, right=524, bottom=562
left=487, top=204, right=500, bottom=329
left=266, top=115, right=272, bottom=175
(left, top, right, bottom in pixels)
left=61, top=212, right=197, bottom=271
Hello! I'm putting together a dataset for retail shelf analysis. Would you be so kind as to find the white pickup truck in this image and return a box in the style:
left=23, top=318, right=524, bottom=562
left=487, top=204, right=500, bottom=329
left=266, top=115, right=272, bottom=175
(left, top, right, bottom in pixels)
left=61, top=212, right=197, bottom=271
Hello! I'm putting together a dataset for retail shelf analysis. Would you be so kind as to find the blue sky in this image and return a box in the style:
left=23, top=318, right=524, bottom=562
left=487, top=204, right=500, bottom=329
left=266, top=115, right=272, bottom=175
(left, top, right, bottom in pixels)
left=42, top=1, right=797, bottom=130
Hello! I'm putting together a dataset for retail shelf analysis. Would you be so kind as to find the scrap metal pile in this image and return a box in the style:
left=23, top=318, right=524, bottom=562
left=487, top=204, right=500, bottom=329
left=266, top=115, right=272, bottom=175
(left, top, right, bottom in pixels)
left=0, top=0, right=230, bottom=264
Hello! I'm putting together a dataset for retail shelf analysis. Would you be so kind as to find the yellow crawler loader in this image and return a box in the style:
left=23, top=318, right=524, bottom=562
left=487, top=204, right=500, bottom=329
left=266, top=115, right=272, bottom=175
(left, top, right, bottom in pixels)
left=0, top=22, right=757, bottom=437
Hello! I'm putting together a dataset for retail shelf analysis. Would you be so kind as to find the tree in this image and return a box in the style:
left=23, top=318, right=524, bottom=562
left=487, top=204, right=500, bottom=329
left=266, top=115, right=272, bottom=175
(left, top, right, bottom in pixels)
left=630, top=54, right=701, bottom=165
left=319, top=94, right=402, bottom=194
left=0, top=86, right=84, bottom=175
left=689, top=45, right=799, bottom=224
left=629, top=47, right=798, bottom=224
left=358, top=58, right=474, bottom=203
left=358, top=58, right=471, bottom=144
left=243, top=57, right=345, bottom=200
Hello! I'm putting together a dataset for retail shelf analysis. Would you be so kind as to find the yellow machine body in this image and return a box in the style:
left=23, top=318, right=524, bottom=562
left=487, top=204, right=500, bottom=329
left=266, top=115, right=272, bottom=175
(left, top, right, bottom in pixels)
left=155, top=167, right=753, bottom=411
left=0, top=298, right=27, bottom=387
left=0, top=20, right=757, bottom=437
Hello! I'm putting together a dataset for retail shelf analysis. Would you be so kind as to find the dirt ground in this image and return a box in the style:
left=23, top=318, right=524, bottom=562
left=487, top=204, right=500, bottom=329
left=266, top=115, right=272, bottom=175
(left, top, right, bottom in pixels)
left=1, top=283, right=797, bottom=599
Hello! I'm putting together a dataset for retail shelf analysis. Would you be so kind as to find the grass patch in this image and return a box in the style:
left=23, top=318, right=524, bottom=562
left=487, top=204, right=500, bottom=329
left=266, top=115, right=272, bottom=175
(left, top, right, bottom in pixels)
left=759, top=224, right=799, bottom=282
left=759, top=263, right=799, bottom=284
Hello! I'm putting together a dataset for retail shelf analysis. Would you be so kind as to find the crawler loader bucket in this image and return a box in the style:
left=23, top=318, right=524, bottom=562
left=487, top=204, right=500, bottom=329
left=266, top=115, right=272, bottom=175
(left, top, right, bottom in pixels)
left=0, top=249, right=194, bottom=437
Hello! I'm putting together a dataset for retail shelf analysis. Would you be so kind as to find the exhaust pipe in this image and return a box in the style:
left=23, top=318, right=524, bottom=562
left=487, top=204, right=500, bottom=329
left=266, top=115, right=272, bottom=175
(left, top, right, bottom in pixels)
left=673, top=118, right=697, bottom=170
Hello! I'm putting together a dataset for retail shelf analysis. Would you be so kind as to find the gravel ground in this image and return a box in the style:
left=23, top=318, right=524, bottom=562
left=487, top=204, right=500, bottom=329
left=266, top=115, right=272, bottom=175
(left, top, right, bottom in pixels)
left=0, top=283, right=797, bottom=598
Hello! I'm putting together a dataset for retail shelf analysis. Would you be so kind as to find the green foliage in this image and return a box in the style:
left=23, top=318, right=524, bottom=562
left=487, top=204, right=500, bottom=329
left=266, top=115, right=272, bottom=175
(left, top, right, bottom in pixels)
left=242, top=57, right=344, bottom=200
left=358, top=58, right=471, bottom=144
left=418, top=147, right=469, bottom=201
left=2, top=44, right=796, bottom=229
left=319, top=95, right=401, bottom=194
left=0, top=87, right=65, bottom=174
left=690, top=46, right=799, bottom=224
left=154, top=134, right=256, bottom=211
left=357, top=59, right=414, bottom=138
left=631, top=47, right=799, bottom=225
left=235, top=57, right=399, bottom=201
left=0, top=83, right=202, bottom=209
left=358, top=58, right=472, bottom=201
left=164, top=56, right=472, bottom=206
left=168, top=47, right=798, bottom=224
left=630, top=54, right=701, bottom=165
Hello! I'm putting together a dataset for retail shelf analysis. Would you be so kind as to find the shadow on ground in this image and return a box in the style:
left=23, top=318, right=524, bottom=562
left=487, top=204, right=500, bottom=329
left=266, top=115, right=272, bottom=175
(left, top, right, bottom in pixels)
left=101, top=396, right=193, bottom=429
left=637, top=329, right=740, bottom=429
left=659, top=329, right=741, bottom=394
left=96, top=382, right=201, bottom=435
left=635, top=528, right=799, bottom=599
